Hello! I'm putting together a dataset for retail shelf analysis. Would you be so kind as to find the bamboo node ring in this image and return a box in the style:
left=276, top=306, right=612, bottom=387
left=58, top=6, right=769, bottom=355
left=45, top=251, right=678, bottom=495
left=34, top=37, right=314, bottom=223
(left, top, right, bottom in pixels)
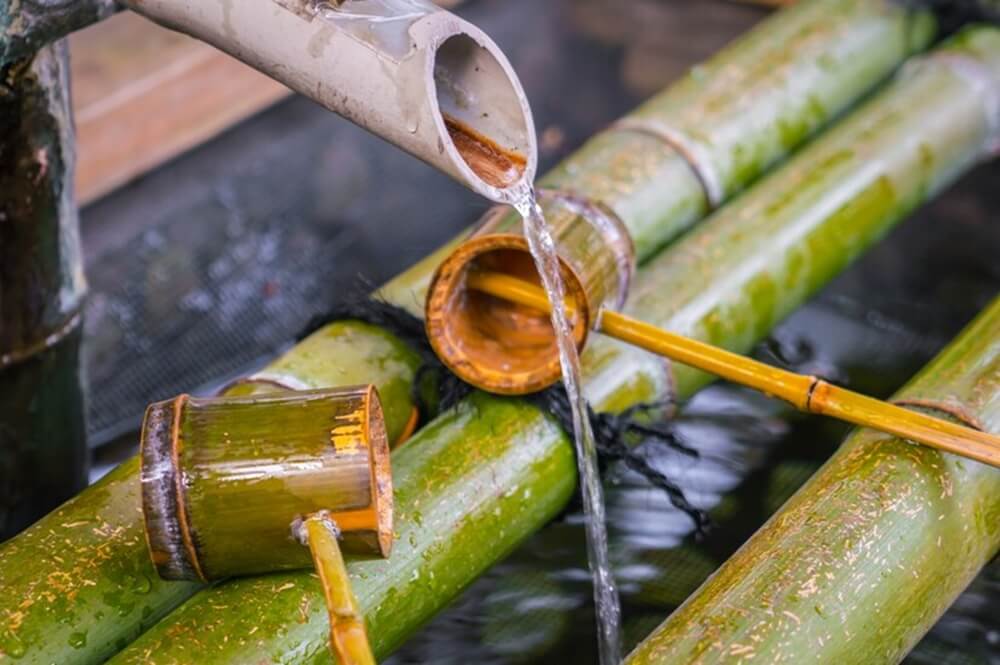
left=899, top=52, right=1000, bottom=159
left=537, top=187, right=636, bottom=310
left=891, top=398, right=986, bottom=433
left=611, top=117, right=725, bottom=208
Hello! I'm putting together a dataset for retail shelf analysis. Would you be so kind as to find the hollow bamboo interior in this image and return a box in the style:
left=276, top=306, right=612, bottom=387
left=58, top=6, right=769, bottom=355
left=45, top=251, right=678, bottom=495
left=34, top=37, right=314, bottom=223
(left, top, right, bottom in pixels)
left=425, top=190, right=634, bottom=394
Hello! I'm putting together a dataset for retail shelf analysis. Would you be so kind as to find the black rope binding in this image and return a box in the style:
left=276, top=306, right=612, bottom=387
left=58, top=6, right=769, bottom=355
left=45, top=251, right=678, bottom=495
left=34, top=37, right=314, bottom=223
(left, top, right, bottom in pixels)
left=901, top=0, right=1000, bottom=31
left=300, top=291, right=709, bottom=532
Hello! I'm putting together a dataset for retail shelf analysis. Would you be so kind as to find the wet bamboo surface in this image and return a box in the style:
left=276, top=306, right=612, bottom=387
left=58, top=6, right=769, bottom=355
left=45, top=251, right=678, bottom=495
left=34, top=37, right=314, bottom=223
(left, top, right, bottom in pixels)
left=625, top=295, right=1000, bottom=665
left=105, top=27, right=998, bottom=665
left=0, top=2, right=934, bottom=662
left=533, top=0, right=934, bottom=260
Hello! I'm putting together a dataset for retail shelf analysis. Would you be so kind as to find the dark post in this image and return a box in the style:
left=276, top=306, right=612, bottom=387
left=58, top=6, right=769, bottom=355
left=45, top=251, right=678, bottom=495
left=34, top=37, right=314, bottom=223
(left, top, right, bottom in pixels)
left=0, top=40, right=88, bottom=539
left=1, top=0, right=119, bottom=67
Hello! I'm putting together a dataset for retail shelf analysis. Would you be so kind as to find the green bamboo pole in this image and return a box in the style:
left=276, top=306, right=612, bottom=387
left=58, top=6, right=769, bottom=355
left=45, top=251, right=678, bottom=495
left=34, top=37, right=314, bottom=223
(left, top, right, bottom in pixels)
left=533, top=0, right=936, bottom=261
left=0, top=3, right=942, bottom=661
left=0, top=40, right=88, bottom=539
left=106, top=27, right=998, bottom=664
left=625, top=295, right=1000, bottom=665
left=385, top=0, right=936, bottom=309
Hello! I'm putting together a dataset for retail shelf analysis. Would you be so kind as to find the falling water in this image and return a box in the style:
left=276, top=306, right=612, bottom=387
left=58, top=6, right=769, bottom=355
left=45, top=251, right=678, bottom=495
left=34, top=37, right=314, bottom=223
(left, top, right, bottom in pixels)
left=442, top=113, right=622, bottom=661
left=510, top=185, right=622, bottom=665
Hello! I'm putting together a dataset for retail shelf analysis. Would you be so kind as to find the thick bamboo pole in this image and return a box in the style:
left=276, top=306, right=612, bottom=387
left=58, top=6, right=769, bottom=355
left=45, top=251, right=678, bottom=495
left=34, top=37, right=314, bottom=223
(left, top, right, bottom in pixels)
left=106, top=28, right=998, bottom=664
left=625, top=295, right=1000, bottom=665
left=0, top=40, right=88, bottom=539
left=423, top=0, right=936, bottom=393
left=0, top=3, right=941, bottom=661
left=535, top=0, right=935, bottom=260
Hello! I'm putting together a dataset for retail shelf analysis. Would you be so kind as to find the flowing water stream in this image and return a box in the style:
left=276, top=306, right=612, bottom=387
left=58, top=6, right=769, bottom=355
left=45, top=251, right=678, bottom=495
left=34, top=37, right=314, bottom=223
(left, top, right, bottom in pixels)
left=444, top=109, right=622, bottom=662
left=510, top=185, right=623, bottom=665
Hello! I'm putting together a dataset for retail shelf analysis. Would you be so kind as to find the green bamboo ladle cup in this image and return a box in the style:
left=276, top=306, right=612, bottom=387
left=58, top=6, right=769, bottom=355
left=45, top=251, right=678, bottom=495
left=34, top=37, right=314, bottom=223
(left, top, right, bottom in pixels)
left=139, top=385, right=393, bottom=665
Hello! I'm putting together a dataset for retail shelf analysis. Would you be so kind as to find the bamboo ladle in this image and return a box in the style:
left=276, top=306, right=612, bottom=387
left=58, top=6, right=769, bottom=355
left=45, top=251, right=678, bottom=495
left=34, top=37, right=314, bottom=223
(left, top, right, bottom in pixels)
left=139, top=386, right=392, bottom=665
left=466, top=271, right=1000, bottom=469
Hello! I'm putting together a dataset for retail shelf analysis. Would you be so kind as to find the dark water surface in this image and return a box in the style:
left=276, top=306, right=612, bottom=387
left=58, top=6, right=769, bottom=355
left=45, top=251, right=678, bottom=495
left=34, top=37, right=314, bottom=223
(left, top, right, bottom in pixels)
left=80, top=0, right=998, bottom=662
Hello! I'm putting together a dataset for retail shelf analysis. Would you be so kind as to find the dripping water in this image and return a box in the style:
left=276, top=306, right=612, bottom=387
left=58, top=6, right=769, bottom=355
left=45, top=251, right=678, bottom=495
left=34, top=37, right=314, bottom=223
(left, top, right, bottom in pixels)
left=510, top=184, right=622, bottom=665
left=445, top=113, right=622, bottom=662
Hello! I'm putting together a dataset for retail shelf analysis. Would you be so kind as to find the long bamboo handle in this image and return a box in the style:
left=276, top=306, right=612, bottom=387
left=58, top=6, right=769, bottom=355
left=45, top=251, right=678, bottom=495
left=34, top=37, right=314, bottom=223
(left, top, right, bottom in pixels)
left=301, top=513, right=377, bottom=665
left=466, top=271, right=1000, bottom=469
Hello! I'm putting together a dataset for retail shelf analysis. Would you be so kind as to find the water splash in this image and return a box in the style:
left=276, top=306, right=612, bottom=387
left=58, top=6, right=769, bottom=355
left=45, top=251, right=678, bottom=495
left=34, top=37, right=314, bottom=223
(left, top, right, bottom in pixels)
left=510, top=184, right=622, bottom=664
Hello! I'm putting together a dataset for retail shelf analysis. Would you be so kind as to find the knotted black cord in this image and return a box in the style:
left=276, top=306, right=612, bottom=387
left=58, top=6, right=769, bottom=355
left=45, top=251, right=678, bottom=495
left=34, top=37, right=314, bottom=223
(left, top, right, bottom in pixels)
left=299, top=291, right=708, bottom=531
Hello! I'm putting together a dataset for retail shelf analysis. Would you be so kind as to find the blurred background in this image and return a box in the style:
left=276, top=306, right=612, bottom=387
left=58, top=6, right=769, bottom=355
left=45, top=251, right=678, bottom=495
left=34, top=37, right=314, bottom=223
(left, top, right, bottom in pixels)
left=10, top=0, right=1000, bottom=662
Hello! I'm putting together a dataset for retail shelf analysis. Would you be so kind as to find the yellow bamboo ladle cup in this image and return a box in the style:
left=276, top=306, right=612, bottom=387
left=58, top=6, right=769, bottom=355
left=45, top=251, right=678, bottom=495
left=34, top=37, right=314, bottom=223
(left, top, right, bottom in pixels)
left=139, top=385, right=392, bottom=665
left=466, top=271, right=1000, bottom=469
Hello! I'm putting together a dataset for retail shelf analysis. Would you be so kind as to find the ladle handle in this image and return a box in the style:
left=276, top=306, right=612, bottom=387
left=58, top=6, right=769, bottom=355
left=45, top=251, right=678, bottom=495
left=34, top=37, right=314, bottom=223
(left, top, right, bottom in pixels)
left=303, top=513, right=377, bottom=665
left=465, top=270, right=1000, bottom=469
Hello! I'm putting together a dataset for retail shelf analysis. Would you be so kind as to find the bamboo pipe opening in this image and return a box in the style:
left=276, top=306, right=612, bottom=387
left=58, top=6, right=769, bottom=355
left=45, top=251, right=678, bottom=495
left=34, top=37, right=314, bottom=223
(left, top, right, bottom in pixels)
left=425, top=236, right=589, bottom=395
left=432, top=34, right=536, bottom=195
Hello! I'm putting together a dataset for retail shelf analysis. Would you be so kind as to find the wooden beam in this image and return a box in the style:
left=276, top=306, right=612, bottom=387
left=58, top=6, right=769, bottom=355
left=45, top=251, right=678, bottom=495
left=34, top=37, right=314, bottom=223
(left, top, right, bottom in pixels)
left=69, top=13, right=290, bottom=204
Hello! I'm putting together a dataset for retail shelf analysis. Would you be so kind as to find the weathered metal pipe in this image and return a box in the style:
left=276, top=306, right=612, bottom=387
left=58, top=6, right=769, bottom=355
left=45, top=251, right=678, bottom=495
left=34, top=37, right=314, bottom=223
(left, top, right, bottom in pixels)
left=118, top=0, right=537, bottom=203
left=424, top=0, right=936, bottom=394
left=0, top=40, right=88, bottom=539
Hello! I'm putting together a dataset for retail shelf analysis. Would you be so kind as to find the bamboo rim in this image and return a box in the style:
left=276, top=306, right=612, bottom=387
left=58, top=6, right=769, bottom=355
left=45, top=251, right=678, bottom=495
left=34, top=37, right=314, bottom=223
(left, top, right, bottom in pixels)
left=363, top=385, right=394, bottom=558
left=466, top=271, right=1000, bottom=469
left=139, top=395, right=208, bottom=582
left=425, top=233, right=590, bottom=395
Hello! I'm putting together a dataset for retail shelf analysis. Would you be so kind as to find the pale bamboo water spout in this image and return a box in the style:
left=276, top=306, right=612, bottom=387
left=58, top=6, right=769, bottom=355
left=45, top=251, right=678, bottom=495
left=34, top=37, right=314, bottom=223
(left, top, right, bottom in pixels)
left=118, top=0, right=538, bottom=203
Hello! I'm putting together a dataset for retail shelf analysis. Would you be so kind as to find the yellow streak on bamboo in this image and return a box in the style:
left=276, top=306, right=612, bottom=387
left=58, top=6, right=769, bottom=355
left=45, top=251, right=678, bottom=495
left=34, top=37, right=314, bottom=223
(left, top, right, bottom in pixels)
left=303, top=514, right=377, bottom=665
left=466, top=271, right=1000, bottom=469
